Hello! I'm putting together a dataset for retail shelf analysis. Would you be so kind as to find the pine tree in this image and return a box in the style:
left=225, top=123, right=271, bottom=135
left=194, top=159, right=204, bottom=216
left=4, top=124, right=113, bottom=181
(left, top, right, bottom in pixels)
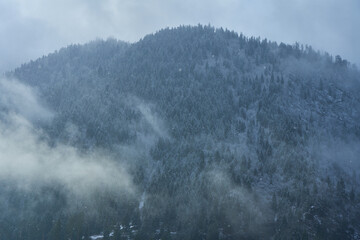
left=113, top=223, right=122, bottom=240
left=49, top=219, right=62, bottom=240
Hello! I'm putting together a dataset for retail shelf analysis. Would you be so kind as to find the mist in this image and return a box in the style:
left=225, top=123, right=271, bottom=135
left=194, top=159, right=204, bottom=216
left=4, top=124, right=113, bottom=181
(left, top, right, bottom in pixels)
left=0, top=78, right=53, bottom=122
left=0, top=77, right=135, bottom=199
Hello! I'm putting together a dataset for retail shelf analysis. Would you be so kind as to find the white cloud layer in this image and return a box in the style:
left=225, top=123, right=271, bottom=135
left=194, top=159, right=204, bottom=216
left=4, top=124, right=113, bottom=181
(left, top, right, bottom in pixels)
left=0, top=115, right=133, bottom=194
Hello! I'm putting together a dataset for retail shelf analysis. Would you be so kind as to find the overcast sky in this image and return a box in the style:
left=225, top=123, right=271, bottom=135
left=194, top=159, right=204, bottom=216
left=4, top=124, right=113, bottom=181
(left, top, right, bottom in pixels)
left=1, top=0, right=359, bottom=73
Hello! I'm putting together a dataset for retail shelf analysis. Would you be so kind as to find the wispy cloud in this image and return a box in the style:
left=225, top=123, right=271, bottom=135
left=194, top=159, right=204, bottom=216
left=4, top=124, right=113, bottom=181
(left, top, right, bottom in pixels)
left=0, top=78, right=136, bottom=200
left=0, top=78, right=53, bottom=122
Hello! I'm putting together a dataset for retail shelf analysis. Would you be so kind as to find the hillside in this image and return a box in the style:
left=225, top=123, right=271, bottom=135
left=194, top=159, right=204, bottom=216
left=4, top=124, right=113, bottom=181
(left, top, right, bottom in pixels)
left=2, top=25, right=360, bottom=239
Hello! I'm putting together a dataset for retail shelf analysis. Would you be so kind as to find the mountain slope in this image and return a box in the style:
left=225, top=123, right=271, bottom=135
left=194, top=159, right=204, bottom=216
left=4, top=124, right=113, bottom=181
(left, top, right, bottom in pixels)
left=2, top=25, right=360, bottom=239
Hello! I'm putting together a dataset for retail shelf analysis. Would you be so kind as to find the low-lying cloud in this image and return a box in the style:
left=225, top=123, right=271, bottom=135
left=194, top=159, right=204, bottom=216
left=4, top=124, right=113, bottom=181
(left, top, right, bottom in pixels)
left=0, top=78, right=53, bottom=122
left=0, top=77, right=135, bottom=199
left=0, top=115, right=134, bottom=194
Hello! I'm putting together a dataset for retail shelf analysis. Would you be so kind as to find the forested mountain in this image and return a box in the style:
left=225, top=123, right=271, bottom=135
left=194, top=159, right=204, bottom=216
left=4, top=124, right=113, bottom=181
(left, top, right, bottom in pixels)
left=2, top=25, right=360, bottom=239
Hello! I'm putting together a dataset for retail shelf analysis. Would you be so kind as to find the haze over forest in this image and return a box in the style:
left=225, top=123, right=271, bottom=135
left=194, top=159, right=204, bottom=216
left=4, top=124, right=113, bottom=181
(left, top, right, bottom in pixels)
left=0, top=1, right=360, bottom=240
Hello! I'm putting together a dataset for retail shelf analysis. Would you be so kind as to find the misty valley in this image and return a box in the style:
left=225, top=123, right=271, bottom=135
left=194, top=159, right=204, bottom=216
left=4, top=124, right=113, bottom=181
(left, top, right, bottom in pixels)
left=1, top=25, right=360, bottom=239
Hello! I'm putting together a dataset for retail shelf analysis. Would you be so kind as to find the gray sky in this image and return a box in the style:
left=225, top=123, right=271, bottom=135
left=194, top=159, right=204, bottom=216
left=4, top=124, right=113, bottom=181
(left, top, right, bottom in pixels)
left=1, top=0, right=359, bottom=73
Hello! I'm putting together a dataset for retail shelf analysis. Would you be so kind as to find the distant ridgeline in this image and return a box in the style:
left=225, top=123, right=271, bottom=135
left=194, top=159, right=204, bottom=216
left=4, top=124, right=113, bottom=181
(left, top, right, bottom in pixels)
left=2, top=25, right=360, bottom=239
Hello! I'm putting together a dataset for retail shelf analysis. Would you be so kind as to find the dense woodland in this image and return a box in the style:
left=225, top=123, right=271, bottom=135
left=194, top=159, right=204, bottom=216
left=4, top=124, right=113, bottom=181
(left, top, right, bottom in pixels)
left=1, top=25, right=360, bottom=239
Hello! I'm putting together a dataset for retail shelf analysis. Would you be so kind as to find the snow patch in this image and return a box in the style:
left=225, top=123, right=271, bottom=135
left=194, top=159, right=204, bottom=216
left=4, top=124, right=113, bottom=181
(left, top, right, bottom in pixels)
left=90, top=234, right=103, bottom=240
